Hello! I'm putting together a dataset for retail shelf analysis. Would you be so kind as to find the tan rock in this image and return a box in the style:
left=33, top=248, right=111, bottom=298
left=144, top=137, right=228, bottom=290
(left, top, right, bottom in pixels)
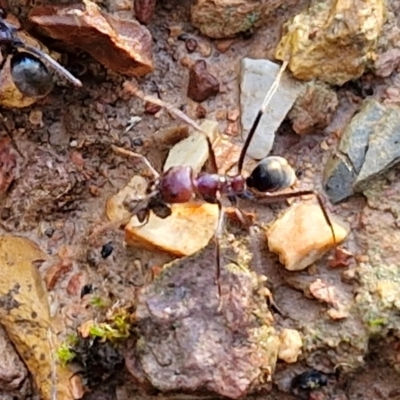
left=163, top=132, right=209, bottom=175
left=275, top=0, right=386, bottom=85
left=267, top=203, right=350, bottom=271
left=125, top=202, right=219, bottom=257
left=191, top=0, right=285, bottom=39
left=278, top=329, right=302, bottom=363
left=0, top=236, right=78, bottom=400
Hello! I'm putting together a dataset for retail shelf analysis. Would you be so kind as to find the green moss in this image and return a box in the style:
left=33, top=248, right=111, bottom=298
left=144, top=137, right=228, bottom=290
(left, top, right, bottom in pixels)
left=56, top=342, right=77, bottom=367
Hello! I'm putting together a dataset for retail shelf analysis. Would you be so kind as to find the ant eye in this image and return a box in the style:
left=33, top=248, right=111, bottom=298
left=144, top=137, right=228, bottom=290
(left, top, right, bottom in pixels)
left=246, top=156, right=296, bottom=192
left=10, top=52, right=53, bottom=97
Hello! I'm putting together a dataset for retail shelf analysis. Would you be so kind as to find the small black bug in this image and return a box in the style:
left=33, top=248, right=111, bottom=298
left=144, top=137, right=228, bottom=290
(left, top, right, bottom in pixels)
left=101, top=242, right=114, bottom=259
left=291, top=369, right=328, bottom=392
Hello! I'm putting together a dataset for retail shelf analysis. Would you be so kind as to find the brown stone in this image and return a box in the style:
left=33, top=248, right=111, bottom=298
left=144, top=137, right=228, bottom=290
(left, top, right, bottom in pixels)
left=44, top=259, right=73, bottom=290
left=29, top=0, right=154, bottom=77
left=66, top=272, right=88, bottom=296
left=134, top=0, right=156, bottom=24
left=187, top=60, right=219, bottom=102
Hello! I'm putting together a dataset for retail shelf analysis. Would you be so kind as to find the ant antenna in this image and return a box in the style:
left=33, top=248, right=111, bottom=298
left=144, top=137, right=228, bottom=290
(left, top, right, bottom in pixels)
left=111, top=145, right=160, bottom=179
left=21, top=44, right=82, bottom=87
left=123, top=81, right=208, bottom=135
left=237, top=60, right=289, bottom=174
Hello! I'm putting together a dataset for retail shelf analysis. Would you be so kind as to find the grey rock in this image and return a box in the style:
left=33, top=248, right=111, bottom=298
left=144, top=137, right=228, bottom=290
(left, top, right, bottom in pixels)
left=355, top=104, right=400, bottom=190
left=240, top=58, right=302, bottom=160
left=323, top=99, right=398, bottom=203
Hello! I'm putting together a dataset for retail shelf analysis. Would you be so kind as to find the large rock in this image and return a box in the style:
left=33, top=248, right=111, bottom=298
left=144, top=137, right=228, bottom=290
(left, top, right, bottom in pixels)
left=0, top=236, right=78, bottom=400
left=275, top=0, right=386, bottom=85
left=323, top=100, right=400, bottom=203
left=125, top=235, right=279, bottom=399
left=29, top=0, right=153, bottom=77
left=191, top=0, right=285, bottom=39
left=240, top=58, right=302, bottom=160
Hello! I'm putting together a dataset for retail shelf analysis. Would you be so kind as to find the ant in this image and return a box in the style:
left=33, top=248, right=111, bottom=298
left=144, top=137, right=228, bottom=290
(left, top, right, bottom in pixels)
left=112, top=62, right=336, bottom=295
left=0, top=10, right=81, bottom=98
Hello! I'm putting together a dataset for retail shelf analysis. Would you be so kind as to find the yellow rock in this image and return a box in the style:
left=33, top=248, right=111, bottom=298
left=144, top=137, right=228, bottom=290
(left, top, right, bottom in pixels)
left=278, top=329, right=303, bottom=363
left=267, top=203, right=350, bottom=271
left=0, top=236, right=77, bottom=400
left=275, top=0, right=386, bottom=85
left=125, top=202, right=219, bottom=257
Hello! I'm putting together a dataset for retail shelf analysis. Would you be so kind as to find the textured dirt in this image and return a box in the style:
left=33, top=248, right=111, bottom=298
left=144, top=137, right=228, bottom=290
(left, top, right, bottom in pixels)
left=0, top=0, right=400, bottom=399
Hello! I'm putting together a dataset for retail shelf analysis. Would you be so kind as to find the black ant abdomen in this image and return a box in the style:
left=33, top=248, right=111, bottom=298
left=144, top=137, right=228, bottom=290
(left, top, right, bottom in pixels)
left=10, top=52, right=53, bottom=97
left=246, top=156, right=296, bottom=193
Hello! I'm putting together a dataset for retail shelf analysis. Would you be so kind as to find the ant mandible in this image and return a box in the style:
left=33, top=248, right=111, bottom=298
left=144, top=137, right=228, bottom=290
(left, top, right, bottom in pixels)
left=113, top=62, right=336, bottom=296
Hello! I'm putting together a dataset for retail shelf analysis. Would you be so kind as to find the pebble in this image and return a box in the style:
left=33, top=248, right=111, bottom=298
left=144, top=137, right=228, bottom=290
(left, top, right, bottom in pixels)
left=44, top=259, right=73, bottom=290
left=144, top=101, right=162, bottom=114
left=215, top=39, right=234, bottom=53
left=196, top=40, right=212, bottom=57
left=267, top=203, right=350, bottom=271
left=134, top=0, right=156, bottom=24
left=187, top=60, right=220, bottom=103
left=125, top=202, right=219, bottom=257
left=278, top=329, right=303, bottom=363
left=28, top=110, right=43, bottom=126
left=163, top=119, right=218, bottom=174
left=240, top=58, right=302, bottom=160
left=185, top=38, right=198, bottom=53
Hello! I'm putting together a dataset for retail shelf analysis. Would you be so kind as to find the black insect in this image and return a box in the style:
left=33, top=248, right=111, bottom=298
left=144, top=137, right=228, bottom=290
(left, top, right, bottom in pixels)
left=80, top=284, right=93, bottom=298
left=0, top=11, right=81, bottom=98
left=101, top=242, right=114, bottom=259
left=291, top=369, right=329, bottom=392
left=113, top=71, right=336, bottom=295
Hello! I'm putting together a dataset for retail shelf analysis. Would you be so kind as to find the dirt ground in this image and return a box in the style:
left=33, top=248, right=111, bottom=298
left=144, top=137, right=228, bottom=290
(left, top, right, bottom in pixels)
left=1, top=0, right=400, bottom=399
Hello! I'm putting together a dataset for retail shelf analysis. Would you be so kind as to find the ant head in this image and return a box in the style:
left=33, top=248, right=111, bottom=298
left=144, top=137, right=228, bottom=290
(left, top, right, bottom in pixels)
left=246, top=156, right=296, bottom=193
left=10, top=51, right=53, bottom=97
left=148, top=195, right=172, bottom=219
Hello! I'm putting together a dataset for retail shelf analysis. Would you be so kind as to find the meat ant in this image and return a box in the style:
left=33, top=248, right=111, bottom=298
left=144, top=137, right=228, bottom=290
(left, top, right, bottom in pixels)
left=0, top=10, right=81, bottom=98
left=112, top=61, right=336, bottom=295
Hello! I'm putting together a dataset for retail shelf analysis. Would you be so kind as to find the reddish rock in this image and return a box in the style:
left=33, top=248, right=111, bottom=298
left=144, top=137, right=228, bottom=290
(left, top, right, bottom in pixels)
left=0, top=138, right=16, bottom=194
left=134, top=0, right=156, bottom=24
left=44, top=259, right=73, bottom=290
left=144, top=101, right=162, bottom=115
left=187, top=60, right=219, bottom=102
left=66, top=272, right=88, bottom=296
left=29, top=0, right=153, bottom=77
left=125, top=243, right=279, bottom=399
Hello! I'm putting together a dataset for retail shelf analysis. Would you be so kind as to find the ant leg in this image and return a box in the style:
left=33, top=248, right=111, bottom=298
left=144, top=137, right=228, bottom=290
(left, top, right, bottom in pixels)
left=22, top=44, right=82, bottom=87
left=111, top=145, right=160, bottom=179
left=88, top=216, right=131, bottom=242
left=215, top=194, right=225, bottom=298
left=256, top=190, right=337, bottom=244
left=237, top=60, right=289, bottom=174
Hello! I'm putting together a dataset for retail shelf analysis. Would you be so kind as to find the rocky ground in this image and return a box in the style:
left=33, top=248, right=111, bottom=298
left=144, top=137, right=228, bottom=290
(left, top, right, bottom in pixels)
left=0, top=0, right=400, bottom=399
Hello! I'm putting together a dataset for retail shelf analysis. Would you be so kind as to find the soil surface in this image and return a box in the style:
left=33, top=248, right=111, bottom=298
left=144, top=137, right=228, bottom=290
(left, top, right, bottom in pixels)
left=1, top=1, right=400, bottom=400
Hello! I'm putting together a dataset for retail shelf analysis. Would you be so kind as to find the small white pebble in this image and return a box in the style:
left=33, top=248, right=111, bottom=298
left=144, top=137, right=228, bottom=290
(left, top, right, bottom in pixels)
left=69, top=140, right=78, bottom=148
